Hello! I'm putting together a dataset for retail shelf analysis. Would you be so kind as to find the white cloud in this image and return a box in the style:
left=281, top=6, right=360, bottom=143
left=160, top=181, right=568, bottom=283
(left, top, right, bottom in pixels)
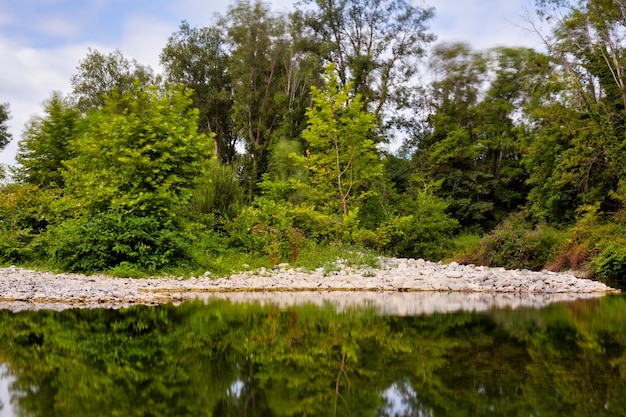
left=0, top=36, right=99, bottom=166
left=118, top=14, right=178, bottom=72
left=430, top=0, right=543, bottom=51
left=32, top=14, right=84, bottom=39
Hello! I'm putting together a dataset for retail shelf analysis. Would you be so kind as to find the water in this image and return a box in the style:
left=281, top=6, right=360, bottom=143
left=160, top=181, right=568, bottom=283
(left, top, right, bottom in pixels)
left=0, top=293, right=625, bottom=416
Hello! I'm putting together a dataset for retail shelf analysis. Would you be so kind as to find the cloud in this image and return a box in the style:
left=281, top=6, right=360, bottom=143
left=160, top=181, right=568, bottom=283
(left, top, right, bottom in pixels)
left=0, top=36, right=98, bottom=165
left=430, top=0, right=542, bottom=51
left=118, top=14, right=178, bottom=72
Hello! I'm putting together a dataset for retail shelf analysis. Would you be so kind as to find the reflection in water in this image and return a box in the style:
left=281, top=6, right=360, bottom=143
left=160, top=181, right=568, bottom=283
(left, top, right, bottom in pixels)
left=0, top=294, right=624, bottom=416
left=0, top=365, right=16, bottom=417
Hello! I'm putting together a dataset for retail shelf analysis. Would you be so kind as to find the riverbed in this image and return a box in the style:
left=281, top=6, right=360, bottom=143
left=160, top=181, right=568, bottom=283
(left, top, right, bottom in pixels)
left=0, top=257, right=618, bottom=310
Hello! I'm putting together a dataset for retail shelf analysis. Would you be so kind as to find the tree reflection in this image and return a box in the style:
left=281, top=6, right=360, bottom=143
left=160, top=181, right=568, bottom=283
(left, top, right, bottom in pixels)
left=0, top=296, right=624, bottom=416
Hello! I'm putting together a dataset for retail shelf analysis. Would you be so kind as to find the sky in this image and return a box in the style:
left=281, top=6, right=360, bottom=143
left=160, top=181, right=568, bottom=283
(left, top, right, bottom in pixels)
left=0, top=0, right=545, bottom=168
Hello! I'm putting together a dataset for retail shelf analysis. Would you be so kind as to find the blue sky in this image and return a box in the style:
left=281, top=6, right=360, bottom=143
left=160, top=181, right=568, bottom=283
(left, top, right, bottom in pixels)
left=0, top=0, right=544, bottom=167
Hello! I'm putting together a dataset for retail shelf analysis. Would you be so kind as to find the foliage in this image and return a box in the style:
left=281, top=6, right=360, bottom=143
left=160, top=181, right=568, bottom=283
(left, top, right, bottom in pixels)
left=293, top=64, right=383, bottom=218
left=12, top=93, right=80, bottom=187
left=44, top=210, right=191, bottom=273
left=187, top=161, right=244, bottom=220
left=592, top=244, right=626, bottom=280
left=226, top=196, right=335, bottom=265
left=301, top=0, right=435, bottom=128
left=387, top=188, right=459, bottom=260
left=63, top=83, right=212, bottom=220
left=70, top=48, right=158, bottom=112
left=55, top=84, right=211, bottom=272
left=459, top=212, right=566, bottom=270
left=8, top=0, right=626, bottom=274
left=224, top=0, right=318, bottom=195
left=0, top=101, right=11, bottom=151
left=161, top=21, right=236, bottom=163
left=549, top=206, right=626, bottom=274
left=414, top=43, right=534, bottom=230
left=0, top=184, right=61, bottom=264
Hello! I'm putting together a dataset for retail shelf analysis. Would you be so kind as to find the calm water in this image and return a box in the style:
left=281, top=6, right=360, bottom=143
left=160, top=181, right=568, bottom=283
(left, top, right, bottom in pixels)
left=1, top=293, right=625, bottom=417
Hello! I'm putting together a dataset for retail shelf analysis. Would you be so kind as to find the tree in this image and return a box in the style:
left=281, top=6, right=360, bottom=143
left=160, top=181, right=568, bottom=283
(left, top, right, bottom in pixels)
left=293, top=64, right=382, bottom=218
left=224, top=0, right=296, bottom=195
left=161, top=21, right=237, bottom=163
left=63, top=84, right=212, bottom=218
left=0, top=102, right=11, bottom=151
left=13, top=93, right=80, bottom=187
left=414, top=43, right=533, bottom=230
left=523, top=0, right=626, bottom=218
left=301, top=0, right=435, bottom=130
left=70, top=49, right=158, bottom=112
left=47, top=84, right=213, bottom=272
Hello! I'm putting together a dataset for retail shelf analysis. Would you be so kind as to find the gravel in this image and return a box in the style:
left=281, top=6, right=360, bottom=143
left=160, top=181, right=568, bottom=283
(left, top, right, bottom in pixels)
left=0, top=257, right=619, bottom=311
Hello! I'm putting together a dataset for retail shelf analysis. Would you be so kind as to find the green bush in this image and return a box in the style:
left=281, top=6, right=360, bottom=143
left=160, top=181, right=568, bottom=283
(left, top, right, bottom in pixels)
left=463, top=212, right=566, bottom=270
left=381, top=190, right=459, bottom=260
left=45, top=211, right=191, bottom=273
left=592, top=244, right=626, bottom=280
left=188, top=162, right=244, bottom=220
left=0, top=184, right=62, bottom=264
left=226, top=197, right=304, bottom=265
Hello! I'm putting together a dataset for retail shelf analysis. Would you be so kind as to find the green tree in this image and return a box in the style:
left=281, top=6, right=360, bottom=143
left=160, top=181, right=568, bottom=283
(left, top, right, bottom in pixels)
left=161, top=21, right=237, bottom=163
left=301, top=0, right=435, bottom=130
left=523, top=0, right=626, bottom=219
left=70, top=48, right=158, bottom=112
left=293, top=64, right=383, bottom=219
left=47, top=84, right=213, bottom=272
left=63, top=84, right=212, bottom=219
left=13, top=93, right=80, bottom=188
left=0, top=102, right=11, bottom=151
left=415, top=43, right=534, bottom=230
left=224, top=0, right=297, bottom=195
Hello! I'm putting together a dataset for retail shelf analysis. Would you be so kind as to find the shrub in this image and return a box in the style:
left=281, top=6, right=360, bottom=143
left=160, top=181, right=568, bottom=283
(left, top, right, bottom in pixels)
left=463, top=212, right=566, bottom=270
left=188, top=162, right=244, bottom=220
left=592, top=244, right=626, bottom=280
left=0, top=184, right=61, bottom=264
left=45, top=210, right=191, bottom=273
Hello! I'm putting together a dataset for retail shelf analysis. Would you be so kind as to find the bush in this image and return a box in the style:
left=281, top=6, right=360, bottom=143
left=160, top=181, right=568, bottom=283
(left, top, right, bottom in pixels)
left=380, top=190, right=459, bottom=260
left=0, top=184, right=61, bottom=264
left=188, top=162, right=244, bottom=220
left=226, top=197, right=306, bottom=265
left=463, top=212, right=566, bottom=270
left=592, top=244, right=626, bottom=280
left=45, top=210, right=191, bottom=273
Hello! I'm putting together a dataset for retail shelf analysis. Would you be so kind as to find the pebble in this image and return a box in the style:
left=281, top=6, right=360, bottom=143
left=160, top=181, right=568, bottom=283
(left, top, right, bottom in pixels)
left=0, top=258, right=619, bottom=310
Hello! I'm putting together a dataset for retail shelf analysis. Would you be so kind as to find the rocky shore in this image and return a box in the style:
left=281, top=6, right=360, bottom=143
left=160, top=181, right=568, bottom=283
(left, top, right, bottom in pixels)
left=0, top=258, right=619, bottom=312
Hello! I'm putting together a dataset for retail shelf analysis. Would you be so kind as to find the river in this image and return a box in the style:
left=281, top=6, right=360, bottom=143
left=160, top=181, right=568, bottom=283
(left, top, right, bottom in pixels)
left=0, top=292, right=625, bottom=416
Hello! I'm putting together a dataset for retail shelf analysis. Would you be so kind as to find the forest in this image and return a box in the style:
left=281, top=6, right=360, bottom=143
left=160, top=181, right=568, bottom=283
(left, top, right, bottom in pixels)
left=0, top=0, right=625, bottom=280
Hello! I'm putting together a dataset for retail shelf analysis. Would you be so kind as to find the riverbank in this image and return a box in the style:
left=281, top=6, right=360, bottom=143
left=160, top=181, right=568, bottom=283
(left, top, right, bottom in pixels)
left=0, top=258, right=619, bottom=311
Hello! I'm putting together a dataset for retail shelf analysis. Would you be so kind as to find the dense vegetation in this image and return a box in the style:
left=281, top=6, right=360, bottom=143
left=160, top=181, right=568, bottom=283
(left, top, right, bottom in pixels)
left=1, top=0, right=626, bottom=280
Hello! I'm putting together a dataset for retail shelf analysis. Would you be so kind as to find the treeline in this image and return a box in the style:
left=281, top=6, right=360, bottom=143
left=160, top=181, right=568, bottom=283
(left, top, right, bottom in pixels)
left=0, top=0, right=625, bottom=280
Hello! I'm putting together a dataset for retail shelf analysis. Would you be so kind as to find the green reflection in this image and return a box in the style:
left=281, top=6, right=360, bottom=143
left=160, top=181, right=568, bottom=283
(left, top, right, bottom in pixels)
left=0, top=296, right=625, bottom=416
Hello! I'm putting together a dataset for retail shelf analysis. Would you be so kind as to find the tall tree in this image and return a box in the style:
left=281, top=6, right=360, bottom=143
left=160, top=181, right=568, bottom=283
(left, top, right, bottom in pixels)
left=301, top=0, right=435, bottom=129
left=223, top=0, right=295, bottom=195
left=292, top=65, right=382, bottom=218
left=524, top=0, right=626, bottom=219
left=70, top=49, right=158, bottom=112
left=161, top=21, right=237, bottom=163
left=415, top=43, right=534, bottom=229
left=63, top=84, right=212, bottom=218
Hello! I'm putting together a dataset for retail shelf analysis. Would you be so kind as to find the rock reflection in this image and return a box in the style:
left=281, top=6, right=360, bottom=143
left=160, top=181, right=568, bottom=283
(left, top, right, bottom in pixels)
left=0, top=290, right=608, bottom=313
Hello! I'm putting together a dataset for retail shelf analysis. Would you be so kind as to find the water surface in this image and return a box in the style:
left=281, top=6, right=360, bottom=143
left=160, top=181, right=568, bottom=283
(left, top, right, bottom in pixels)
left=0, top=293, right=625, bottom=416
